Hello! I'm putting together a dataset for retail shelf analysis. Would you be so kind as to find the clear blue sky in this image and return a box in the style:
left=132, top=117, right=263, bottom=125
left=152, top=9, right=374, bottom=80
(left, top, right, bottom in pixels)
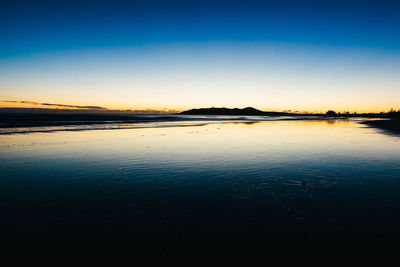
left=1, top=0, right=400, bottom=112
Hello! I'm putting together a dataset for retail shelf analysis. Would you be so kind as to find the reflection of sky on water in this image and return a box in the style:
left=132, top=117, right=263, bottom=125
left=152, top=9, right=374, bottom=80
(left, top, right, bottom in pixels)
left=1, top=120, right=399, bottom=202
left=1, top=120, right=399, bottom=163
left=1, top=120, right=400, bottom=260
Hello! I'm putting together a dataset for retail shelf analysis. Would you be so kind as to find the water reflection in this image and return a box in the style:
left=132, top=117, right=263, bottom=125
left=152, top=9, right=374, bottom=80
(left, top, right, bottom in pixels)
left=1, top=120, right=400, bottom=263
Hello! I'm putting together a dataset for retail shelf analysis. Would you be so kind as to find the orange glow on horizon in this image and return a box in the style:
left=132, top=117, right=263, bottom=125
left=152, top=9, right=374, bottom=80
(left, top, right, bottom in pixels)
left=0, top=100, right=397, bottom=114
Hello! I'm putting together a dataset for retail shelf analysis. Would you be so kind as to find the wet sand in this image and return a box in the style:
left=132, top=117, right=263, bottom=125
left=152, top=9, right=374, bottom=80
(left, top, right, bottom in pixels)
left=1, top=120, right=400, bottom=264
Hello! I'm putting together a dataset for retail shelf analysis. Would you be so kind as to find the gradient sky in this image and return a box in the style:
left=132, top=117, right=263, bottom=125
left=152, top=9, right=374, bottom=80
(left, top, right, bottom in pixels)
left=1, top=0, right=399, bottom=112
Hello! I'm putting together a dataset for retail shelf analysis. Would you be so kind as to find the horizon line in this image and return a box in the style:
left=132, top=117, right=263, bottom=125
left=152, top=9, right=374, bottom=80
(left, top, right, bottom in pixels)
left=0, top=102, right=398, bottom=115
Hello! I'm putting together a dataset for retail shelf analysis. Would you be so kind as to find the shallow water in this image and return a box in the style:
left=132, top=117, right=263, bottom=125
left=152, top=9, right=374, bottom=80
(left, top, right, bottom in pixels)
left=1, top=120, right=400, bottom=263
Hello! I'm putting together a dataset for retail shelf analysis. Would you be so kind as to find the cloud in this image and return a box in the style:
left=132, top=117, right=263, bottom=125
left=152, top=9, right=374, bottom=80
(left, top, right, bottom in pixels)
left=3, top=100, right=107, bottom=110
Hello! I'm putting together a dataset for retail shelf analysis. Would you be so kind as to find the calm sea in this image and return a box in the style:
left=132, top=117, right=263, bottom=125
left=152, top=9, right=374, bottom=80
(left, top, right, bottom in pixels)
left=1, top=119, right=400, bottom=263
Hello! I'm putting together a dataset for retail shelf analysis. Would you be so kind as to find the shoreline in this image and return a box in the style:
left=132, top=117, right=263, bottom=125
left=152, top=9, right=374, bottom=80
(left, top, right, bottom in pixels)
left=1, top=112, right=399, bottom=136
left=0, top=112, right=336, bottom=129
left=362, top=119, right=400, bottom=135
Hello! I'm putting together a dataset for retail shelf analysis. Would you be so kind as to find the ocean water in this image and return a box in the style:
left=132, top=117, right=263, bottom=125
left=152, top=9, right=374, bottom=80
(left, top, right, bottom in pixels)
left=1, top=119, right=400, bottom=263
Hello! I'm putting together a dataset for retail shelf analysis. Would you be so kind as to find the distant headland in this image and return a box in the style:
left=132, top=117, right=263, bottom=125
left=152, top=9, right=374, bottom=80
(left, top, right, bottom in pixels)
left=179, top=107, right=400, bottom=119
left=180, top=107, right=290, bottom=116
left=0, top=106, right=399, bottom=135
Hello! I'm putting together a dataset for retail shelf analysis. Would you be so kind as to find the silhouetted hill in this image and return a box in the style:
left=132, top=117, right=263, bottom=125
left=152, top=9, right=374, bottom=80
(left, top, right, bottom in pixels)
left=180, top=107, right=289, bottom=116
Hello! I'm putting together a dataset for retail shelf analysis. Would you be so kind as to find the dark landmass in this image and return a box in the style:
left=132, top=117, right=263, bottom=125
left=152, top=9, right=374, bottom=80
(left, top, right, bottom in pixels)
left=180, top=107, right=291, bottom=116
left=2, top=106, right=399, bottom=118
left=180, top=107, right=400, bottom=119
left=0, top=112, right=179, bottom=128
left=181, top=107, right=400, bottom=135
left=362, top=119, right=400, bottom=135
left=0, top=107, right=175, bottom=114
left=1, top=107, right=399, bottom=135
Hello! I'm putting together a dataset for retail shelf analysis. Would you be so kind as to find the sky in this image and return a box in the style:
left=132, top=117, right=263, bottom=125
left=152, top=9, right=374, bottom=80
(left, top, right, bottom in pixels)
left=1, top=0, right=399, bottom=113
